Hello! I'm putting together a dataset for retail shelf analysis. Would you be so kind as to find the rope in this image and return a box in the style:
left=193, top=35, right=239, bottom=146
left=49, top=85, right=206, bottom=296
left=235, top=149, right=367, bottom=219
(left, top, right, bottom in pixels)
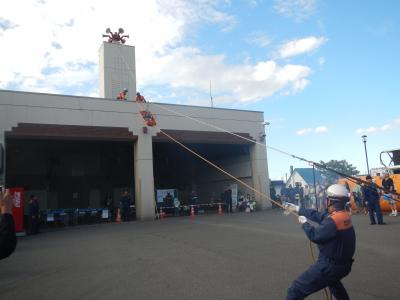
left=151, top=102, right=400, bottom=200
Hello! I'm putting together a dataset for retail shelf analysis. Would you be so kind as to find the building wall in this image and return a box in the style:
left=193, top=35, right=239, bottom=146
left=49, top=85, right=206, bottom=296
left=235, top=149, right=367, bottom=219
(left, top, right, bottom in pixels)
left=0, top=89, right=269, bottom=219
left=286, top=172, right=307, bottom=188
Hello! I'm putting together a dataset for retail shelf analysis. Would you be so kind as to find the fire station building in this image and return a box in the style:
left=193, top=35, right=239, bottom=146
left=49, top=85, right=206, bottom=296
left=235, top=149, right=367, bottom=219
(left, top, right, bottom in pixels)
left=0, top=42, right=270, bottom=221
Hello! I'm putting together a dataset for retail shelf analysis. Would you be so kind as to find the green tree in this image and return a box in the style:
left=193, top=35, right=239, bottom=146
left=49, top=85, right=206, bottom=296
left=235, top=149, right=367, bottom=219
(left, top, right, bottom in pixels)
left=318, top=160, right=360, bottom=184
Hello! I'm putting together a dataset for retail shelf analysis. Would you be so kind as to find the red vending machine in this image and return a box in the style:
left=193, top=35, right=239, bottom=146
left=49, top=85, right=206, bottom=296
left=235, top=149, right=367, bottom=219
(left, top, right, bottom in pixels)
left=10, top=187, right=24, bottom=233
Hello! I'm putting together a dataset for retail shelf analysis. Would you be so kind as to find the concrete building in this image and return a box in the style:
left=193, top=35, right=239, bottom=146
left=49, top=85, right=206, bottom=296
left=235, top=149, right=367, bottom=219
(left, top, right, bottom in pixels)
left=0, top=41, right=270, bottom=221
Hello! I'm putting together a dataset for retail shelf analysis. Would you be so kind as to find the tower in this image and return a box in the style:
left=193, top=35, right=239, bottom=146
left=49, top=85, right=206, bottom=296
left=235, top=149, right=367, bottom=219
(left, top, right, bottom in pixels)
left=99, top=42, right=136, bottom=100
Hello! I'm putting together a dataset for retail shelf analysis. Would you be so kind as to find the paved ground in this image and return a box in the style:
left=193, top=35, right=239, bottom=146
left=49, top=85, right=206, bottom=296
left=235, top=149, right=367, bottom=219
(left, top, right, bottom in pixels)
left=0, top=210, right=399, bottom=300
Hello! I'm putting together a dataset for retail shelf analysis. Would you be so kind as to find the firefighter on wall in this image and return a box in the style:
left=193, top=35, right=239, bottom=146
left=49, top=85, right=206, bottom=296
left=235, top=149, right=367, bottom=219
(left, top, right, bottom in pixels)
left=135, top=92, right=146, bottom=103
left=117, top=88, right=128, bottom=100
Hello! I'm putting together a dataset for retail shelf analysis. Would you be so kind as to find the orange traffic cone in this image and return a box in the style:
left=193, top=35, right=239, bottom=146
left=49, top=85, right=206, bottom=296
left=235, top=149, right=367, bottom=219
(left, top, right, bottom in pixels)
left=190, top=205, right=195, bottom=218
left=218, top=203, right=222, bottom=215
left=160, top=207, right=164, bottom=220
left=116, top=208, right=122, bottom=223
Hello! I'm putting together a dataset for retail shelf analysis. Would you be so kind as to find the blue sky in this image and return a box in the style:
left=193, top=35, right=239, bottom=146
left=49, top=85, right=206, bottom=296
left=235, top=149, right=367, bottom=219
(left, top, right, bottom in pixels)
left=1, top=0, right=399, bottom=180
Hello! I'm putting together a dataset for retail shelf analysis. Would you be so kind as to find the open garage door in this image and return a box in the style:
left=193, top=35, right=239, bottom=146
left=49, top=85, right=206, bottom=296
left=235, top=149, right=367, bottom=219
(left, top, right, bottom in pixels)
left=5, top=124, right=136, bottom=223
left=153, top=130, right=255, bottom=210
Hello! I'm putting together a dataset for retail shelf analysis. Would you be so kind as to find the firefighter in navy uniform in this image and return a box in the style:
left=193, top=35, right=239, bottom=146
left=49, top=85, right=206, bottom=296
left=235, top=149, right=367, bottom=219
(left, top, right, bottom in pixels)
left=284, top=184, right=356, bottom=300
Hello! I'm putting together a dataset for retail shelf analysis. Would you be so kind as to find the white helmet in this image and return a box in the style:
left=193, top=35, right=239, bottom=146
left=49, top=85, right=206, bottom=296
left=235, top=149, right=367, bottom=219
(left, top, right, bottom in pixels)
left=326, top=184, right=350, bottom=202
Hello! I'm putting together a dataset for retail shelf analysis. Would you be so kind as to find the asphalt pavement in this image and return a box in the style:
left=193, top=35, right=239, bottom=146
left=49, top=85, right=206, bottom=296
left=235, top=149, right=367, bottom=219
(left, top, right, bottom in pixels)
left=0, top=210, right=399, bottom=300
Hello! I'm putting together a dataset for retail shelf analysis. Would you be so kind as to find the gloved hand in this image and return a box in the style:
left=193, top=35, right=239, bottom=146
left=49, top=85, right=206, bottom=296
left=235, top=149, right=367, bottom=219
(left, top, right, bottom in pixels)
left=283, top=203, right=299, bottom=214
left=298, top=216, right=308, bottom=224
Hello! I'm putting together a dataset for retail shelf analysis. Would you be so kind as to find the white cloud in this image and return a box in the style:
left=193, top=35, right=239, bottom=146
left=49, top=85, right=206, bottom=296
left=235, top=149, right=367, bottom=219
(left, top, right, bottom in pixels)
left=356, top=118, right=400, bottom=135
left=0, top=0, right=317, bottom=105
left=274, top=0, right=317, bottom=22
left=318, top=57, right=325, bottom=65
left=278, top=36, right=327, bottom=59
left=315, top=126, right=328, bottom=133
left=246, top=32, right=272, bottom=47
left=296, top=125, right=328, bottom=135
left=296, top=128, right=312, bottom=135
left=141, top=47, right=312, bottom=103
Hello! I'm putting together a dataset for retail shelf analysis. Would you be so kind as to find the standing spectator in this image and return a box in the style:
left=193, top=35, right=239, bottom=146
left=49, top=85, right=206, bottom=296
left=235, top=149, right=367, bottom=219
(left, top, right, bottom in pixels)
left=223, top=187, right=233, bottom=213
left=303, top=185, right=310, bottom=208
left=343, top=182, right=352, bottom=214
left=287, top=184, right=295, bottom=204
left=173, top=196, right=180, bottom=217
left=281, top=185, right=289, bottom=204
left=270, top=185, right=277, bottom=208
left=293, top=182, right=304, bottom=206
left=0, top=188, right=17, bottom=260
left=191, top=190, right=199, bottom=215
left=382, top=172, right=397, bottom=216
left=164, top=192, right=173, bottom=208
left=362, top=175, right=385, bottom=225
left=105, top=195, right=114, bottom=222
left=351, top=185, right=363, bottom=214
left=28, top=195, right=40, bottom=234
left=119, top=191, right=131, bottom=222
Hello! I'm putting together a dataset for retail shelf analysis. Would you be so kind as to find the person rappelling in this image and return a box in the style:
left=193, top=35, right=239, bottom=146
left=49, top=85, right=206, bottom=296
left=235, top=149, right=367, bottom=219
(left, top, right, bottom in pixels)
left=135, top=91, right=156, bottom=126
left=284, top=184, right=356, bottom=300
left=117, top=88, right=128, bottom=100
left=140, top=110, right=157, bottom=126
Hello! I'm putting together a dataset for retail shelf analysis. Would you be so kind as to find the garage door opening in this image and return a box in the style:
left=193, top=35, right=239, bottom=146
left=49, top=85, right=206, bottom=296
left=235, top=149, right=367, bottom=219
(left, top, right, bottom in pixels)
left=152, top=141, right=253, bottom=209
left=5, top=138, right=135, bottom=221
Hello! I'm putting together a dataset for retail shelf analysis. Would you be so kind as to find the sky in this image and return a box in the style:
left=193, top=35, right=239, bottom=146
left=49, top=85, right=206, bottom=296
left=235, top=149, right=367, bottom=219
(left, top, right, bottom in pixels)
left=1, top=0, right=399, bottom=180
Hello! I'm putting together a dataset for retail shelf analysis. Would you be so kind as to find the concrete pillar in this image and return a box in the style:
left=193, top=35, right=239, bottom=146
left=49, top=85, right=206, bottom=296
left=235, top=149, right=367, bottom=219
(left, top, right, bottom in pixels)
left=99, top=42, right=136, bottom=100
left=250, top=143, right=270, bottom=209
left=134, top=131, right=155, bottom=220
left=0, top=133, right=5, bottom=187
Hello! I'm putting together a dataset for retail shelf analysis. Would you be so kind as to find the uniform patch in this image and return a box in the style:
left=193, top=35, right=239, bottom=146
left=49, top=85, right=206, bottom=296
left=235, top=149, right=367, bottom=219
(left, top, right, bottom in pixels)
left=330, top=211, right=352, bottom=230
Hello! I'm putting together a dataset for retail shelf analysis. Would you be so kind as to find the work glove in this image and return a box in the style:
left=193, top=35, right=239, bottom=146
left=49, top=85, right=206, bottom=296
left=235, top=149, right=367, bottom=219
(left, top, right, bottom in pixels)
left=298, top=216, right=308, bottom=224
left=283, top=203, right=299, bottom=215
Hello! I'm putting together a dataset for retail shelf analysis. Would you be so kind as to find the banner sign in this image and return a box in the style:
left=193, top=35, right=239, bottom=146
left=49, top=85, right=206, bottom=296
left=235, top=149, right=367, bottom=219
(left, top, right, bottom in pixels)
left=10, top=187, right=24, bottom=232
left=156, top=189, right=176, bottom=204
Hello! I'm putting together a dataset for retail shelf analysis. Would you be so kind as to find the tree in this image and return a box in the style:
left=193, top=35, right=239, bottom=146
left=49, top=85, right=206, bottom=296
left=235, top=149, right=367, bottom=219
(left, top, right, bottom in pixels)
left=318, top=160, right=360, bottom=184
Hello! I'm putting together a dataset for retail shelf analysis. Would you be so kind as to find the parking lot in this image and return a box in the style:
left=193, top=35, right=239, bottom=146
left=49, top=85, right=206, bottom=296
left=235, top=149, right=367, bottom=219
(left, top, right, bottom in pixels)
left=1, top=210, right=399, bottom=300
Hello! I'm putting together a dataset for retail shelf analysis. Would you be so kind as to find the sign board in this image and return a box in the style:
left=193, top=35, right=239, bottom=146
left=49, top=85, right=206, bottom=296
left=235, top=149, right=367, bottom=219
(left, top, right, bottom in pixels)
left=10, top=187, right=24, bottom=232
left=47, top=214, right=54, bottom=222
left=0, top=144, right=3, bottom=174
left=156, top=189, right=176, bottom=204
left=102, top=209, right=109, bottom=219
left=230, top=183, right=238, bottom=208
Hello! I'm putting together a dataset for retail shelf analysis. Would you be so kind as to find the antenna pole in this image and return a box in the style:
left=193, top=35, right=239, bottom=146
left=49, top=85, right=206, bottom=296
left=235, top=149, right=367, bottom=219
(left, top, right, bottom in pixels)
left=209, top=80, right=213, bottom=108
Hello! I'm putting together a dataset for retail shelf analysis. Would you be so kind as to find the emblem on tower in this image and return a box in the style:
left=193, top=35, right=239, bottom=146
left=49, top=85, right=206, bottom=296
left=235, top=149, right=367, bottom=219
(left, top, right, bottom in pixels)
left=102, top=28, right=129, bottom=44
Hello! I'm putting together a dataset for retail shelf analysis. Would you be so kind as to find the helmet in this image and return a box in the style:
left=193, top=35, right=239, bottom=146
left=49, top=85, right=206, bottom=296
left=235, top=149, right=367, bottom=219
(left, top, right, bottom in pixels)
left=326, top=184, right=350, bottom=203
left=123, top=88, right=128, bottom=92
left=136, top=92, right=140, bottom=96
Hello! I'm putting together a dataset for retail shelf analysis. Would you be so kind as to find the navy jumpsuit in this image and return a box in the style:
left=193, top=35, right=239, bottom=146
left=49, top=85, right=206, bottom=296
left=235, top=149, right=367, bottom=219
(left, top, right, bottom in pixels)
left=287, top=207, right=356, bottom=300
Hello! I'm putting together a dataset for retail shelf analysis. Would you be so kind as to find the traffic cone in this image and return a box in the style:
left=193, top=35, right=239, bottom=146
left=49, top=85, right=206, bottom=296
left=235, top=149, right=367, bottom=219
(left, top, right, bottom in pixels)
left=116, top=209, right=122, bottom=223
left=218, top=203, right=222, bottom=215
left=190, top=205, right=195, bottom=218
left=160, top=207, right=164, bottom=220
